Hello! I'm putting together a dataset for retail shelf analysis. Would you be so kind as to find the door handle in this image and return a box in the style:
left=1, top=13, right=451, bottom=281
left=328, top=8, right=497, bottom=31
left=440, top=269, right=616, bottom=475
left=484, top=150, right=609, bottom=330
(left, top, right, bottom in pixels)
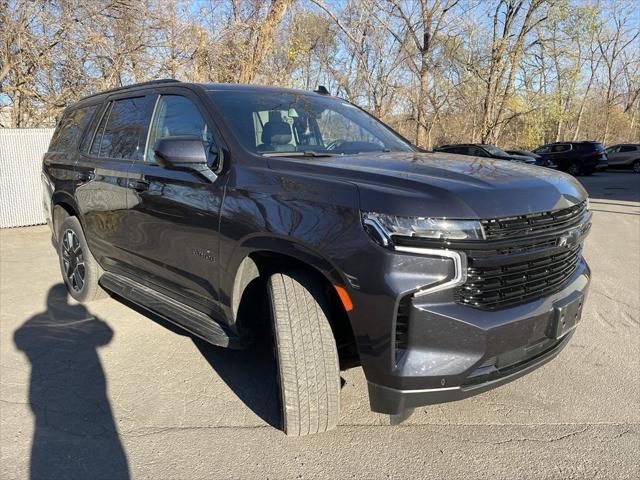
left=126, top=179, right=149, bottom=192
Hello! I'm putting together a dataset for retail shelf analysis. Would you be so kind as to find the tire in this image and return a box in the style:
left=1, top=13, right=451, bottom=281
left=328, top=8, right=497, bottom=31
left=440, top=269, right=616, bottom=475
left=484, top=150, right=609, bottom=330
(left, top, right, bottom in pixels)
left=57, top=216, right=107, bottom=302
left=267, top=271, right=340, bottom=436
left=567, top=162, right=582, bottom=176
left=633, top=160, right=640, bottom=174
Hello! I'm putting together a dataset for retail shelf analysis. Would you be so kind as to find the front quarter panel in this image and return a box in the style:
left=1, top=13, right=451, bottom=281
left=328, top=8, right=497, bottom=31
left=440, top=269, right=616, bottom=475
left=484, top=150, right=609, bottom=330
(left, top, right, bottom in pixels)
left=218, top=160, right=363, bottom=325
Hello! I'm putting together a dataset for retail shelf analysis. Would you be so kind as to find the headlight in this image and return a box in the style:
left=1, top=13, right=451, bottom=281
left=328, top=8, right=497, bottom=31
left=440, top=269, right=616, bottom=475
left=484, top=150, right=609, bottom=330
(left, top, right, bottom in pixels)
left=362, top=212, right=484, bottom=247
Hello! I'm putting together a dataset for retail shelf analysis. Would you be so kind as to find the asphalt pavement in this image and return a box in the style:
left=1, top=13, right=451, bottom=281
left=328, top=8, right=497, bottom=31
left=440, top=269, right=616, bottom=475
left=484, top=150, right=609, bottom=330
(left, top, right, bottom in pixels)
left=1, top=171, right=638, bottom=479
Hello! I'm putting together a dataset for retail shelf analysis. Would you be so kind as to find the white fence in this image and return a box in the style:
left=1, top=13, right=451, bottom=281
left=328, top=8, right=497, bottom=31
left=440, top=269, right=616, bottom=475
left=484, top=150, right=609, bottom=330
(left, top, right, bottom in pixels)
left=0, top=128, right=55, bottom=228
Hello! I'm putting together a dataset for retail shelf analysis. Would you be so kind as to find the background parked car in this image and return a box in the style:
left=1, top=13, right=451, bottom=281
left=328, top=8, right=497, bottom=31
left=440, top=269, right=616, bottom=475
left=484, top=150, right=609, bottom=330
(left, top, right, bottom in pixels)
left=533, top=141, right=608, bottom=176
left=504, top=149, right=557, bottom=168
left=605, top=144, right=640, bottom=173
left=434, top=144, right=536, bottom=164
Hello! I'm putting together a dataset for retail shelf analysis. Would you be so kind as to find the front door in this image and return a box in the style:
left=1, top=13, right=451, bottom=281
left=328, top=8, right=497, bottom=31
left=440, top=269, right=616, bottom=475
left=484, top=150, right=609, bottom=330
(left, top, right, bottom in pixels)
left=122, top=89, right=227, bottom=318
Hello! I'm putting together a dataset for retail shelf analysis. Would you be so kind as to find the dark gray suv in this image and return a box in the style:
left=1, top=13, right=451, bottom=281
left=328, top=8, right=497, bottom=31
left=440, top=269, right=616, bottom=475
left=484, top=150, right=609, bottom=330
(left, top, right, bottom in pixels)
left=43, top=80, right=592, bottom=435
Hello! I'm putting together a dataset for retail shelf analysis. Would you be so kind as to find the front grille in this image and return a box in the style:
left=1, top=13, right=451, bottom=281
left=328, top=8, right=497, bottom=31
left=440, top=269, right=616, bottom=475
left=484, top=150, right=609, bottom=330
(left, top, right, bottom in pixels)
left=481, top=202, right=586, bottom=240
left=457, top=244, right=582, bottom=310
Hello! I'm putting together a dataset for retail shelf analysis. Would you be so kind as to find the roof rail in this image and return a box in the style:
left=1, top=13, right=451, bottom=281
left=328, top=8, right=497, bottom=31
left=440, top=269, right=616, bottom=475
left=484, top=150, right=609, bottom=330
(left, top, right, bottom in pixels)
left=80, top=79, right=179, bottom=102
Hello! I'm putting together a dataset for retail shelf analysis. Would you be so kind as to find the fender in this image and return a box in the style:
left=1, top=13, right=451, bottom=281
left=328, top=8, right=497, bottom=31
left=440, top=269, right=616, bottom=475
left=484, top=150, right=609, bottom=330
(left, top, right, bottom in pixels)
left=50, top=191, right=82, bottom=240
left=224, top=234, right=351, bottom=326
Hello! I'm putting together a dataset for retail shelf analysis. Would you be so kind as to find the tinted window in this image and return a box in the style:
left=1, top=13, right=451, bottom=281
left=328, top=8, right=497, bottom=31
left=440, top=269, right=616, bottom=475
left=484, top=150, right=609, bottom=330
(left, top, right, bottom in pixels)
left=90, top=97, right=149, bottom=159
left=89, top=103, right=112, bottom=157
left=470, top=147, right=489, bottom=157
left=534, top=146, right=550, bottom=154
left=49, top=105, right=97, bottom=153
left=605, top=145, right=620, bottom=154
left=576, top=143, right=603, bottom=153
left=481, top=145, right=508, bottom=156
left=146, top=95, right=215, bottom=163
left=620, top=145, right=637, bottom=152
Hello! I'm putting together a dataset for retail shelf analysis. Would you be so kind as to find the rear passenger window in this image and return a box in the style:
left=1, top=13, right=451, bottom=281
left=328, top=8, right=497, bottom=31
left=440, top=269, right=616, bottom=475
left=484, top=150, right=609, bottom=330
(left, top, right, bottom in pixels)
left=146, top=95, right=215, bottom=163
left=90, top=97, right=149, bottom=160
left=49, top=105, right=97, bottom=153
left=620, top=145, right=636, bottom=152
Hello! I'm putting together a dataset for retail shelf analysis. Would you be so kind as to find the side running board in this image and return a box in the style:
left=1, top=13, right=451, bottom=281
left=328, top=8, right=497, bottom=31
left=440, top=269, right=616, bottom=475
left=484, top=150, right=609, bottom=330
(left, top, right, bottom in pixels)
left=99, top=272, right=241, bottom=348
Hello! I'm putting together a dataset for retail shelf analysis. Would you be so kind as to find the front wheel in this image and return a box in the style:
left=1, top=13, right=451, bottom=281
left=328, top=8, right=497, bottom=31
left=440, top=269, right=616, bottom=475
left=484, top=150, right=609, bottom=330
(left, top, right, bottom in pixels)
left=57, top=216, right=106, bottom=302
left=567, top=162, right=582, bottom=176
left=267, top=271, right=340, bottom=436
left=633, top=160, right=640, bottom=173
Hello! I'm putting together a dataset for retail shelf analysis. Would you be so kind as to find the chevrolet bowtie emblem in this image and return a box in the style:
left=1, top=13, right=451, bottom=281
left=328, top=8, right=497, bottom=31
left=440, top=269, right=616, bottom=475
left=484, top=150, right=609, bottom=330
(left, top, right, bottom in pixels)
left=558, top=227, right=581, bottom=247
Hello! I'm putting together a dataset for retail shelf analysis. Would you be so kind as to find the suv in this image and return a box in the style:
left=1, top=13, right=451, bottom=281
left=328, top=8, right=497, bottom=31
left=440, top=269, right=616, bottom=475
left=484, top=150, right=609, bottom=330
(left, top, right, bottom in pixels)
left=434, top=144, right=537, bottom=164
left=43, top=80, right=592, bottom=436
left=605, top=144, right=640, bottom=173
left=533, top=141, right=608, bottom=176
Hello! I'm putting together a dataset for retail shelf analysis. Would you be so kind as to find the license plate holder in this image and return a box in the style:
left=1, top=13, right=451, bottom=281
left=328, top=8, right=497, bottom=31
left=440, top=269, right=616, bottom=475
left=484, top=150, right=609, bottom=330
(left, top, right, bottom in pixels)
left=551, top=291, right=584, bottom=339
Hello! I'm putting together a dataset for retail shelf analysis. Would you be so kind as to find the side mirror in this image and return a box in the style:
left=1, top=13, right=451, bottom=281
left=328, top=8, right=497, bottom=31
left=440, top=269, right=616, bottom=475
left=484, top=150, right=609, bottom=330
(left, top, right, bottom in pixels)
left=153, top=136, right=208, bottom=168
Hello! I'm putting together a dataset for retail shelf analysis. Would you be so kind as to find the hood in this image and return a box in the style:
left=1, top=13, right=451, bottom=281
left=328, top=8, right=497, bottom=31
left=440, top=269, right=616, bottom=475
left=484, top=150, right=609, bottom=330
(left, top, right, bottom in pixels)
left=266, top=151, right=587, bottom=219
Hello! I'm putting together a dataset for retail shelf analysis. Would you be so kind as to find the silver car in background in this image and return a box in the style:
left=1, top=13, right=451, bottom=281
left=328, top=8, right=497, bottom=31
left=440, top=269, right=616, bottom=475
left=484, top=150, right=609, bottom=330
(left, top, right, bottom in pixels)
left=605, top=144, right=640, bottom=173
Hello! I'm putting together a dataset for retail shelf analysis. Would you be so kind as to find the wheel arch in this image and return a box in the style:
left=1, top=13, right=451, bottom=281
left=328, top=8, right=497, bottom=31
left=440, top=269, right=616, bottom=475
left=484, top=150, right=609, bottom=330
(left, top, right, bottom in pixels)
left=229, top=238, right=359, bottom=368
left=51, top=193, right=80, bottom=241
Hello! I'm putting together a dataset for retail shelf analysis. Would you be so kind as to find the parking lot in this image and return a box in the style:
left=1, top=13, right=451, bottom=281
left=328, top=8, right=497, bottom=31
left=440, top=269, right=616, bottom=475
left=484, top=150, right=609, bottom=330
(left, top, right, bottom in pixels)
left=1, top=171, right=638, bottom=479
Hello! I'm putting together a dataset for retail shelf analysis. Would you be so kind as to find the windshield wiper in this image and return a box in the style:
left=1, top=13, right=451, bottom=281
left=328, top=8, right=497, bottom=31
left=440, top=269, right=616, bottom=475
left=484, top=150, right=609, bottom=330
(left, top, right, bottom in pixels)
left=262, top=151, right=338, bottom=157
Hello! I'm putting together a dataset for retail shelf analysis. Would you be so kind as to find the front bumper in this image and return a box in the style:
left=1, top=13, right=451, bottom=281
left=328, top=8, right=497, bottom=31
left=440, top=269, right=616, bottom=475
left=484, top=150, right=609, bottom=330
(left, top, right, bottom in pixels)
left=369, top=329, right=574, bottom=414
left=356, top=255, right=590, bottom=415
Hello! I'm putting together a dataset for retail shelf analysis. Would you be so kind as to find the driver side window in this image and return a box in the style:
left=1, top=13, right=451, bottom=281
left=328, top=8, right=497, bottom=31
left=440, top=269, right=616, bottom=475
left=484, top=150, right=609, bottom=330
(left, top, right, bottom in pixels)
left=146, top=95, right=215, bottom=163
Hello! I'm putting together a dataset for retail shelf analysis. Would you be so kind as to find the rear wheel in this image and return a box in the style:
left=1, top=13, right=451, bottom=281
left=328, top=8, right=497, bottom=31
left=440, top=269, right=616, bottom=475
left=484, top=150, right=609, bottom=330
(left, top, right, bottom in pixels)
left=57, top=216, right=106, bottom=302
left=633, top=160, right=640, bottom=173
left=267, top=271, right=340, bottom=436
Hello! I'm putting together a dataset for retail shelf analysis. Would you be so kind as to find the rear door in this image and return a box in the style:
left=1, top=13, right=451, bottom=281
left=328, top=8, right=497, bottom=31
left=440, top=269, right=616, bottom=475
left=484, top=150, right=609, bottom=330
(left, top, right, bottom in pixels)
left=75, top=93, right=154, bottom=275
left=43, top=104, right=98, bottom=230
left=122, top=87, right=227, bottom=317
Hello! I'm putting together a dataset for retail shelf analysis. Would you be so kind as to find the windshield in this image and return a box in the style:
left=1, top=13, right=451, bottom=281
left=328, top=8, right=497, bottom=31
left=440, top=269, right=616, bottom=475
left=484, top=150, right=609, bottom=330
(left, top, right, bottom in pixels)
left=208, top=90, right=414, bottom=155
left=482, top=144, right=508, bottom=156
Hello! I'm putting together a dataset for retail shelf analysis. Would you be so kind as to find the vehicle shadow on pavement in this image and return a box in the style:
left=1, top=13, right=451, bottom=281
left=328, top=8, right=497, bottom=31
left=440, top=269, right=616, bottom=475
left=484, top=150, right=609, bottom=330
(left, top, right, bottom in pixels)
left=115, top=295, right=282, bottom=430
left=13, top=284, right=129, bottom=480
left=192, top=339, right=281, bottom=429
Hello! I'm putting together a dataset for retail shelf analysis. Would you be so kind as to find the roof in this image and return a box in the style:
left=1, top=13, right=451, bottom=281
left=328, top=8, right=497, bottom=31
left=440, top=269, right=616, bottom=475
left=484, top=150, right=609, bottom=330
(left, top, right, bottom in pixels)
left=75, top=79, right=328, bottom=106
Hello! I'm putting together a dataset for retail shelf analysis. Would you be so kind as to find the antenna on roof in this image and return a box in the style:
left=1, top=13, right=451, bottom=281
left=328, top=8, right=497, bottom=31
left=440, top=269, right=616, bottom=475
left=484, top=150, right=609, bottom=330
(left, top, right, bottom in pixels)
left=314, top=85, right=330, bottom=95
